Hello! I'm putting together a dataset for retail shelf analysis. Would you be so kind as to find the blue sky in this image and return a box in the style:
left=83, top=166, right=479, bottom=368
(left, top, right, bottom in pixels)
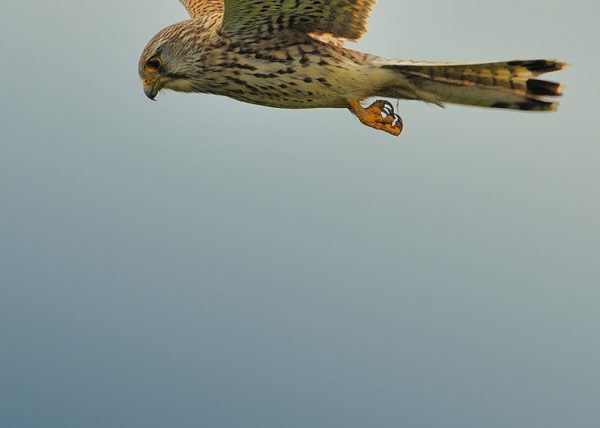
left=1, top=1, right=599, bottom=427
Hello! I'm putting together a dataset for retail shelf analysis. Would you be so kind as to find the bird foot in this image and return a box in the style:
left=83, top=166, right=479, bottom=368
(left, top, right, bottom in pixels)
left=348, top=99, right=403, bottom=137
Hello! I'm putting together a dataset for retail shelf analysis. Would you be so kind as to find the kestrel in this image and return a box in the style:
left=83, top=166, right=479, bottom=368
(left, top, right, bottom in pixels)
left=139, top=0, right=566, bottom=137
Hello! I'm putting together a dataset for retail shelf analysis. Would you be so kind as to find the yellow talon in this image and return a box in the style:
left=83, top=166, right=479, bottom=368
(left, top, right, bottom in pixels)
left=347, top=99, right=403, bottom=137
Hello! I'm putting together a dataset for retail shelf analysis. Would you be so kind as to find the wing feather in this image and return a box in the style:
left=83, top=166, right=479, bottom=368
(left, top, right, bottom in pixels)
left=221, top=0, right=377, bottom=41
left=179, top=0, right=223, bottom=19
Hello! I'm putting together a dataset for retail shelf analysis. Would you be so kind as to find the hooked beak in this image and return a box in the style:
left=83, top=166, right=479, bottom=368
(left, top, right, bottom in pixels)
left=143, top=79, right=159, bottom=101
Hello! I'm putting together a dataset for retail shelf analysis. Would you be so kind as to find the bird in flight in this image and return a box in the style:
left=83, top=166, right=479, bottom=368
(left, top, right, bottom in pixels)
left=139, top=0, right=566, bottom=137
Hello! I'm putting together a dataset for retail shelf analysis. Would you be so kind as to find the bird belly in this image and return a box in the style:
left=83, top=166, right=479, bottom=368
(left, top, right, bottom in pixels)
left=215, top=66, right=349, bottom=109
left=200, top=42, right=371, bottom=109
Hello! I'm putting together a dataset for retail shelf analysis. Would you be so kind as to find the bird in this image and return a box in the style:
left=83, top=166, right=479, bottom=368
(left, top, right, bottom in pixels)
left=139, top=0, right=566, bottom=137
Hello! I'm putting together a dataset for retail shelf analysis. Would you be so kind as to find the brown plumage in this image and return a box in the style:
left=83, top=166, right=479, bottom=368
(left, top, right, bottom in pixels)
left=139, top=0, right=566, bottom=137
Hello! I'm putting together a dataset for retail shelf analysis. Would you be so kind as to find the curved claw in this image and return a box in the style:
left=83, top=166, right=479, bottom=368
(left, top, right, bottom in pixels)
left=380, top=100, right=395, bottom=117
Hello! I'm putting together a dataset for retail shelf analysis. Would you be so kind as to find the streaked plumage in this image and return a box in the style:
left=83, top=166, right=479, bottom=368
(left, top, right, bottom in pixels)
left=139, top=0, right=566, bottom=136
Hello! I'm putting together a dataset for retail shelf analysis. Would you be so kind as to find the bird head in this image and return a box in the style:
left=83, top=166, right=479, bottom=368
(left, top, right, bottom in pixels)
left=138, top=22, right=200, bottom=100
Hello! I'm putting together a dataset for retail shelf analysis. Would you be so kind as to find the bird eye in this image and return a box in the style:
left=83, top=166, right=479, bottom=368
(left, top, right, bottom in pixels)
left=147, top=58, right=162, bottom=70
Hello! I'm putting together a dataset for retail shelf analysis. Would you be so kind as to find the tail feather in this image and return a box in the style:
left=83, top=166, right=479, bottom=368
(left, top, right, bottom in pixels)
left=379, top=59, right=567, bottom=111
left=507, top=59, right=564, bottom=74
left=526, top=78, right=562, bottom=97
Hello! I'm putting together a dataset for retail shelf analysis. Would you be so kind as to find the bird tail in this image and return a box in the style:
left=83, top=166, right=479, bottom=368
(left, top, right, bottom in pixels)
left=377, top=59, right=567, bottom=111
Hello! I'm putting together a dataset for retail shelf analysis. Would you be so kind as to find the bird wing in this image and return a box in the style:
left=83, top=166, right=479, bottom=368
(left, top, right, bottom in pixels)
left=180, top=0, right=377, bottom=41
left=179, top=0, right=223, bottom=18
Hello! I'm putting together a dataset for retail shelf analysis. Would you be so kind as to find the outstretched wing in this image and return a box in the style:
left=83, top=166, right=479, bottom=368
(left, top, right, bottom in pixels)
left=179, top=0, right=223, bottom=18
left=222, top=0, right=377, bottom=40
left=180, top=0, right=378, bottom=41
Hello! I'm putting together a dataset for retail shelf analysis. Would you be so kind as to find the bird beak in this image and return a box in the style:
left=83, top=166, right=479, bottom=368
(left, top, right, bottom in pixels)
left=143, top=80, right=159, bottom=101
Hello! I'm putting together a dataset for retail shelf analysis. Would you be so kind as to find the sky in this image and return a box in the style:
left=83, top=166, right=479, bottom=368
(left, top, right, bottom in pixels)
left=1, top=1, right=599, bottom=427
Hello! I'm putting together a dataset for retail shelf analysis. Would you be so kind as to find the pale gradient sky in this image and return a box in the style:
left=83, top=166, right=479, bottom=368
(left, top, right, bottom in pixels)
left=1, top=1, right=599, bottom=427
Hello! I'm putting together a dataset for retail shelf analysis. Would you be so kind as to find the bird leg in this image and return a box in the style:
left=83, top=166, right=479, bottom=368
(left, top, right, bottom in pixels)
left=347, top=99, right=403, bottom=137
